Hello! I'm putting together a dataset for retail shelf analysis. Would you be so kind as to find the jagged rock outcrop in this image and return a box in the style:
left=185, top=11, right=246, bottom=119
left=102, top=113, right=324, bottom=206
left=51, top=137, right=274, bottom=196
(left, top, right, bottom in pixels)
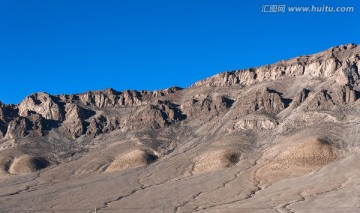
left=192, top=44, right=359, bottom=88
left=86, top=115, right=120, bottom=137
left=0, top=102, right=18, bottom=137
left=306, top=89, right=336, bottom=110
left=183, top=95, right=234, bottom=118
left=307, top=86, right=358, bottom=110
left=0, top=102, right=18, bottom=121
left=2, top=88, right=186, bottom=139
left=63, top=103, right=95, bottom=138
left=4, top=114, right=51, bottom=139
left=233, top=87, right=291, bottom=118
left=338, top=85, right=357, bottom=104
left=291, top=88, right=310, bottom=108
left=5, top=117, right=31, bottom=139
left=254, top=88, right=291, bottom=114
left=234, top=114, right=278, bottom=131
left=73, top=87, right=181, bottom=108
left=130, top=100, right=186, bottom=129
left=76, top=89, right=145, bottom=108
left=65, top=119, right=87, bottom=139
left=152, top=86, right=183, bottom=97
left=0, top=44, right=359, bottom=141
left=18, top=92, right=65, bottom=121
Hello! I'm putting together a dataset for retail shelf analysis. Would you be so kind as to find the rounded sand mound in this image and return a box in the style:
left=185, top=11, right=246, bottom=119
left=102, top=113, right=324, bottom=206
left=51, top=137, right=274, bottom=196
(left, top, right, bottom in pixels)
left=281, top=137, right=337, bottom=167
left=105, top=150, right=158, bottom=172
left=8, top=155, right=50, bottom=175
left=193, top=150, right=240, bottom=174
left=256, top=137, right=338, bottom=185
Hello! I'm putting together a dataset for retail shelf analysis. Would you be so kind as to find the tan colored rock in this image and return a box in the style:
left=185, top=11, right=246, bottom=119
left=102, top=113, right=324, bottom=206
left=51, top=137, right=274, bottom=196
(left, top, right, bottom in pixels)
left=291, top=88, right=310, bottom=108
left=337, top=85, right=357, bottom=104
left=117, top=90, right=143, bottom=106
left=130, top=100, right=186, bottom=129
left=18, top=92, right=65, bottom=121
left=183, top=95, right=234, bottom=118
left=192, top=44, right=359, bottom=88
left=306, top=86, right=357, bottom=110
left=5, top=117, right=32, bottom=139
left=234, top=114, right=277, bottom=131
left=77, top=89, right=144, bottom=108
left=63, top=119, right=85, bottom=139
left=4, top=114, right=48, bottom=139
left=306, top=89, right=336, bottom=110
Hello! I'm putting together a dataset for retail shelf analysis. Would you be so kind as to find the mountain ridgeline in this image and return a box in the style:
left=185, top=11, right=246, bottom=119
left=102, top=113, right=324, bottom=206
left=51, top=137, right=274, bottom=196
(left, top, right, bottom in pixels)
left=1, top=44, right=358, bottom=141
left=1, top=44, right=360, bottom=212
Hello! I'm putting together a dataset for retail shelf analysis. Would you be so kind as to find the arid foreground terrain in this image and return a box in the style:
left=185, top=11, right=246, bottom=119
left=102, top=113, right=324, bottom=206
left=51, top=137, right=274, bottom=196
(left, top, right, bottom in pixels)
left=1, top=44, right=360, bottom=212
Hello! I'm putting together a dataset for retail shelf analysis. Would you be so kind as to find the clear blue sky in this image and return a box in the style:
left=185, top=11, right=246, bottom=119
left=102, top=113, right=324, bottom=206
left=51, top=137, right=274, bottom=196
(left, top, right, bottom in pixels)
left=1, top=0, right=359, bottom=104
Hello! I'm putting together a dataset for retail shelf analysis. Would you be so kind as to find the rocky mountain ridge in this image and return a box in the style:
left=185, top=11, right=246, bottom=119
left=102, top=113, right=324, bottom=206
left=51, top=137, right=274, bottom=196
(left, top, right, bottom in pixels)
left=193, top=43, right=359, bottom=87
left=1, top=44, right=358, bottom=142
left=2, top=44, right=360, bottom=212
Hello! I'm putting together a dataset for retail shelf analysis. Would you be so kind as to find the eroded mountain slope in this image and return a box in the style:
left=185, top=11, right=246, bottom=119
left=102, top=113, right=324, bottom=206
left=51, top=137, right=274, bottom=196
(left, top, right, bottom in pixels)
left=0, top=44, right=360, bottom=212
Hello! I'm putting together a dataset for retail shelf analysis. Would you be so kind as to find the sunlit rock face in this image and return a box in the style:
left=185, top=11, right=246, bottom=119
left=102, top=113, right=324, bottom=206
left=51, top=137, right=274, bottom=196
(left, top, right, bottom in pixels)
left=1, top=44, right=360, bottom=213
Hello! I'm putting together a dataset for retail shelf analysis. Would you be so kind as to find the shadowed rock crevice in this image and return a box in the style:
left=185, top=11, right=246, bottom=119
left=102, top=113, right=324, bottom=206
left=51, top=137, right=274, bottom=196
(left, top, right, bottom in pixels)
left=254, top=87, right=292, bottom=115
left=0, top=102, right=19, bottom=137
left=216, top=96, right=235, bottom=111
left=291, top=88, right=310, bottom=108
left=338, top=85, right=357, bottom=104
left=342, top=62, right=360, bottom=85
left=264, top=88, right=292, bottom=108
left=0, top=156, right=13, bottom=174
left=355, top=90, right=360, bottom=100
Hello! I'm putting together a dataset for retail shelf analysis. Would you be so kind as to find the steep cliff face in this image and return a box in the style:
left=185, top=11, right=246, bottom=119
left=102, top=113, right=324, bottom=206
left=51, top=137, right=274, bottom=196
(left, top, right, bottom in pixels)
left=18, top=92, right=65, bottom=121
left=76, top=89, right=144, bottom=108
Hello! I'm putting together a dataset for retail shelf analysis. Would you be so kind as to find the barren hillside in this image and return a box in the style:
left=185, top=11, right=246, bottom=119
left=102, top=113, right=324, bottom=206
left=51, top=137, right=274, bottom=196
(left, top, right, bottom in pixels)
left=1, top=44, right=360, bottom=212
